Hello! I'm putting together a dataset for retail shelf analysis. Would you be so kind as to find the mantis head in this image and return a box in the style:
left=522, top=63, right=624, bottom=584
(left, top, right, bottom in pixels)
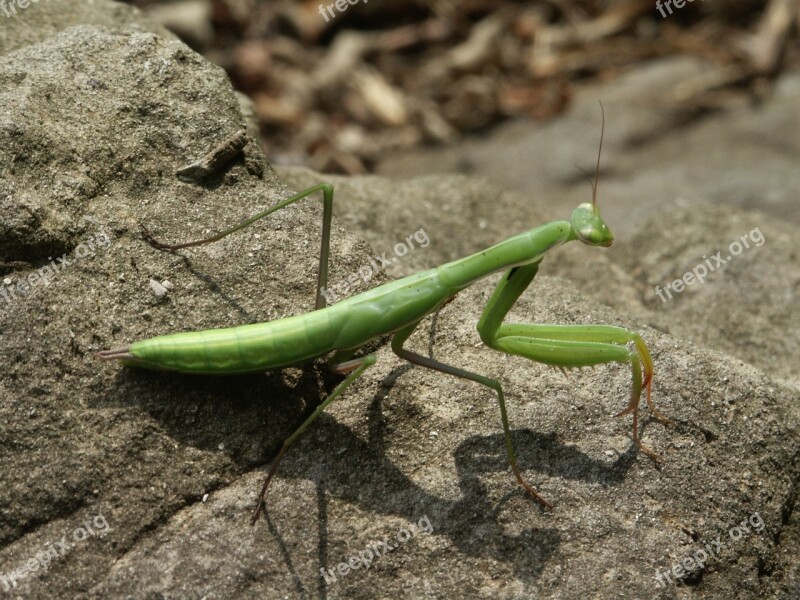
left=571, top=203, right=613, bottom=247
left=571, top=101, right=613, bottom=248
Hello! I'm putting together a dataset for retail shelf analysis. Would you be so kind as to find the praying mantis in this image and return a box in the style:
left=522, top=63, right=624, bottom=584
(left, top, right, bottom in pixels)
left=99, top=107, right=671, bottom=525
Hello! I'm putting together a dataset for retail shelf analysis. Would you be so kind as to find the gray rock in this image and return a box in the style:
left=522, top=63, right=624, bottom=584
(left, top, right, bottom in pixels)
left=0, top=0, right=173, bottom=55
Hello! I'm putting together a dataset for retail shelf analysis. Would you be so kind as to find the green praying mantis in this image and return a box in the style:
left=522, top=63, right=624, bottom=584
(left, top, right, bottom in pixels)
left=99, top=107, right=671, bottom=525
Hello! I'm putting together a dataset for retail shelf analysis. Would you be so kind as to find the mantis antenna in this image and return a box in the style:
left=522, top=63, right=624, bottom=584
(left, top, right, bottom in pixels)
left=574, top=102, right=606, bottom=207
left=593, top=101, right=605, bottom=208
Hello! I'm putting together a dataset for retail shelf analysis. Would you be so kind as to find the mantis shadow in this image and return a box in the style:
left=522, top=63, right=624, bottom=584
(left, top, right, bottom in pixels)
left=271, top=410, right=640, bottom=591
left=95, top=358, right=644, bottom=595
left=95, top=363, right=328, bottom=468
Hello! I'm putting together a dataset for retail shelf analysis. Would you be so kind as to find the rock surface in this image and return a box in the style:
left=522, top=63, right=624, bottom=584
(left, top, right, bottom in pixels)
left=1, top=2, right=798, bottom=599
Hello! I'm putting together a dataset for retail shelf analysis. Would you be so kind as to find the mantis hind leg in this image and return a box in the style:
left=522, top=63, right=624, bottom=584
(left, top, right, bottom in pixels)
left=391, top=322, right=553, bottom=508
left=141, top=183, right=335, bottom=310
left=477, top=262, right=670, bottom=464
left=250, top=351, right=376, bottom=525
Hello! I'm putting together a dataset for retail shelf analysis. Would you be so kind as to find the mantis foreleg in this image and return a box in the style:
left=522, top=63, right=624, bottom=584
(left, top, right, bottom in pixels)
left=141, top=183, right=335, bottom=310
left=477, top=263, right=671, bottom=463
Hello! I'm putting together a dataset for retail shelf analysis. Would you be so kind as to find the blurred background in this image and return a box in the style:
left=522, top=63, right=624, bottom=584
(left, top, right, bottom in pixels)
left=123, top=0, right=799, bottom=175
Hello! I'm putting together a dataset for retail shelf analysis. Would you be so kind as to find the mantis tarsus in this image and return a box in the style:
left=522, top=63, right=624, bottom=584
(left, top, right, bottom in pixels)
left=99, top=108, right=671, bottom=525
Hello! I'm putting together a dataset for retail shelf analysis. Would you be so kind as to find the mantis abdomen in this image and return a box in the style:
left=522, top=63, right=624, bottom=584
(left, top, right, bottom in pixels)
left=119, top=268, right=448, bottom=373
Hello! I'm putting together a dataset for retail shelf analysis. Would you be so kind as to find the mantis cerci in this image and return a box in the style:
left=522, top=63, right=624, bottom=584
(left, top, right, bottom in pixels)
left=99, top=108, right=671, bottom=525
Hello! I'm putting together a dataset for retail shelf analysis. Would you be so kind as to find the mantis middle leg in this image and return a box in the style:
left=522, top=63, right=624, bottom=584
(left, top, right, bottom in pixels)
left=390, top=320, right=554, bottom=508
